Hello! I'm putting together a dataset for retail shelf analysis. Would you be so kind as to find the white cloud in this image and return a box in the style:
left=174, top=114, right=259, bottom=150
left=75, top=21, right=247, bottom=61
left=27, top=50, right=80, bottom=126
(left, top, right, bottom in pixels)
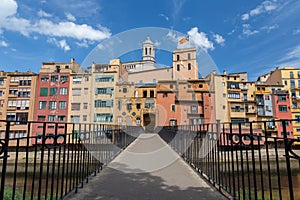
left=159, top=14, right=169, bottom=21
left=279, top=45, right=300, bottom=63
left=261, top=24, right=279, bottom=32
left=293, top=29, right=300, bottom=35
left=0, top=0, right=110, bottom=45
left=65, top=12, right=76, bottom=21
left=47, top=38, right=70, bottom=51
left=213, top=34, right=225, bottom=46
left=187, top=27, right=214, bottom=51
left=0, top=40, right=8, bottom=47
left=241, top=0, right=278, bottom=21
left=241, top=13, right=249, bottom=21
left=166, top=31, right=178, bottom=43
left=38, top=10, right=52, bottom=18
left=242, top=24, right=259, bottom=36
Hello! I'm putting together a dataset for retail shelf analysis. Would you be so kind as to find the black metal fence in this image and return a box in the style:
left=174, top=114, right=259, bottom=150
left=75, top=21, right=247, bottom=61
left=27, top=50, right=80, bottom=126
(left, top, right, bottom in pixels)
left=0, top=120, right=136, bottom=200
left=158, top=120, right=300, bottom=200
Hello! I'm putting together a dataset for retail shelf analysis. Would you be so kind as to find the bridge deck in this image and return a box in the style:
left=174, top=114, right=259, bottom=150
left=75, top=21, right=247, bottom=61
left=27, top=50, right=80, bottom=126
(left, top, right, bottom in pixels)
left=66, top=134, right=226, bottom=200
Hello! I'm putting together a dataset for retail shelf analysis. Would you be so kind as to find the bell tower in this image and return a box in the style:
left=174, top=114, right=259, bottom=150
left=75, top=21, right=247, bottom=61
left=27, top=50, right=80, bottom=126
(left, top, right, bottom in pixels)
left=142, top=37, right=155, bottom=62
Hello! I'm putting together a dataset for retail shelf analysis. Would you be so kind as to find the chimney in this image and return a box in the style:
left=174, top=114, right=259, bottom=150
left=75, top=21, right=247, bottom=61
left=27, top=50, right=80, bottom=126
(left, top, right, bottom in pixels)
left=71, top=58, right=75, bottom=63
left=223, top=70, right=226, bottom=75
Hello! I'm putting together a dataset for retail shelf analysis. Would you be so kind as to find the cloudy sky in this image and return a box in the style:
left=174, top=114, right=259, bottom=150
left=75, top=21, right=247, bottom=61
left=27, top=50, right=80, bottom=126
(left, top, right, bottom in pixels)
left=0, top=0, right=300, bottom=80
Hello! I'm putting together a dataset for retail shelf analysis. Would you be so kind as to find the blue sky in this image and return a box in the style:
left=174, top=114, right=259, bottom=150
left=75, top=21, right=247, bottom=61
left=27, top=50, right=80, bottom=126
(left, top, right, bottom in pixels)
left=0, top=0, right=300, bottom=80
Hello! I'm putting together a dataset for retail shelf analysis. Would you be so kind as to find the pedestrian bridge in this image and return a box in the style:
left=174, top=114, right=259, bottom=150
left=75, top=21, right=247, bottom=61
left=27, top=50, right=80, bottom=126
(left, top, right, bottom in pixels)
left=66, top=133, right=225, bottom=200
left=1, top=120, right=299, bottom=200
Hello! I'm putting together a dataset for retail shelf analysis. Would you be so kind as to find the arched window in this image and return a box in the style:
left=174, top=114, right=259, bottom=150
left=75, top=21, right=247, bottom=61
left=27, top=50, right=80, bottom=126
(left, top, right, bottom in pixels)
left=145, top=47, right=148, bottom=55
left=149, top=48, right=152, bottom=55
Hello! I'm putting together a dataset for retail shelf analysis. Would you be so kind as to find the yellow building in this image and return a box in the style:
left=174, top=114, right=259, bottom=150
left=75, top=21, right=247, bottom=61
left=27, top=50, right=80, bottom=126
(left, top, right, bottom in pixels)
left=173, top=47, right=198, bottom=80
left=115, top=82, right=156, bottom=131
left=266, top=67, right=300, bottom=139
left=0, top=71, right=38, bottom=146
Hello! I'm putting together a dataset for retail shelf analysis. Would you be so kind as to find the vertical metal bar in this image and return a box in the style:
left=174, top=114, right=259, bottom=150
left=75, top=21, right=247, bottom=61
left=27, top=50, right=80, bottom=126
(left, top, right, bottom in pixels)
left=12, top=138, right=20, bottom=200
left=70, top=123, right=75, bottom=191
left=250, top=122, right=258, bottom=200
left=216, top=121, right=221, bottom=190
left=38, top=122, right=46, bottom=200
left=283, top=119, right=294, bottom=200
left=0, top=121, right=10, bottom=200
left=61, top=123, right=68, bottom=198
left=257, top=122, right=264, bottom=200
left=238, top=123, right=245, bottom=200
left=50, top=123, right=58, bottom=199
left=264, top=121, right=273, bottom=200
left=274, top=135, right=282, bottom=199
left=23, top=122, right=31, bottom=199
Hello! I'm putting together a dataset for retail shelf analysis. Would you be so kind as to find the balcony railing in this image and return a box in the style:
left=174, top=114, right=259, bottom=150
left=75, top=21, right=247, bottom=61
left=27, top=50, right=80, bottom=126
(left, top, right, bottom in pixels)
left=0, top=120, right=136, bottom=200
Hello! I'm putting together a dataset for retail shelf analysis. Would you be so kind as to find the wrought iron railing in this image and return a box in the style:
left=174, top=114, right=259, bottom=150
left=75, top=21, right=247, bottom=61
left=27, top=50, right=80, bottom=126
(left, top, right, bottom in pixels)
left=158, top=120, right=300, bottom=200
left=0, top=120, right=136, bottom=200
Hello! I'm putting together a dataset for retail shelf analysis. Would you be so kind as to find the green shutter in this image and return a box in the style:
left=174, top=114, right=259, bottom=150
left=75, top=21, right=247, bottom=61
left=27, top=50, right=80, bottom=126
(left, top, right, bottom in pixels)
left=50, top=88, right=55, bottom=96
left=40, top=88, right=48, bottom=96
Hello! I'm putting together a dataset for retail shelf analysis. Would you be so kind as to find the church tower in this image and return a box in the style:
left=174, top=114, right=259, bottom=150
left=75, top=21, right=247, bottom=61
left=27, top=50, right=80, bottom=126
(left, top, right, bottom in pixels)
left=142, top=37, right=155, bottom=62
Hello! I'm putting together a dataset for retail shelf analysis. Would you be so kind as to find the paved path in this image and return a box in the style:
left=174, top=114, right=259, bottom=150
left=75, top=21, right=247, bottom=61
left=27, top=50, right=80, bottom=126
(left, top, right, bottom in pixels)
left=66, top=134, right=227, bottom=200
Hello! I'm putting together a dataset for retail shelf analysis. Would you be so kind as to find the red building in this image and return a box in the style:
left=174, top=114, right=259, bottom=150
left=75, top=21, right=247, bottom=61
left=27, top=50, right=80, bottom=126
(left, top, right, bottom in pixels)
left=32, top=60, right=80, bottom=144
left=272, top=90, right=293, bottom=138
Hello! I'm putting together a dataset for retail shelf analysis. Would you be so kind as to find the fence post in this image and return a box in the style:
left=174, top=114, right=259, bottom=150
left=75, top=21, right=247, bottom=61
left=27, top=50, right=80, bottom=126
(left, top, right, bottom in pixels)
left=283, top=119, right=294, bottom=200
left=0, top=121, right=10, bottom=200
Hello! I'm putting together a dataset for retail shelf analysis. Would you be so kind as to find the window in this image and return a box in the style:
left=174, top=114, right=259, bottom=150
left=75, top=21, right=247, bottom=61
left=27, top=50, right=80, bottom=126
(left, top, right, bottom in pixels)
left=284, top=80, right=287, bottom=85
left=188, top=53, right=191, bottom=60
left=85, top=76, right=89, bottom=82
left=291, top=90, right=296, bottom=97
left=60, top=75, right=68, bottom=82
left=177, top=64, right=180, bottom=71
left=7, top=112, right=16, bottom=121
left=296, top=128, right=300, bottom=132
left=292, top=102, right=298, bottom=109
left=39, top=101, right=46, bottom=109
left=51, top=75, right=58, bottom=82
left=18, top=88, right=30, bottom=97
left=58, top=115, right=66, bottom=122
left=163, top=93, right=168, bottom=98
left=72, top=88, right=81, bottom=96
left=136, top=103, right=141, bottom=109
left=191, top=105, right=198, bottom=113
left=71, top=115, right=80, bottom=123
left=176, top=55, right=180, bottom=61
left=95, top=87, right=113, bottom=95
left=171, top=104, right=176, bottom=112
left=298, top=71, right=300, bottom=78
left=290, top=71, right=294, bottom=78
left=290, top=80, right=295, bottom=88
left=123, top=88, right=127, bottom=93
left=8, top=100, right=16, bottom=108
left=136, top=117, right=141, bottom=125
left=94, top=113, right=113, bottom=122
left=296, top=115, right=300, bottom=124
left=95, top=100, right=113, bottom=108
left=278, top=95, right=286, bottom=102
left=199, top=84, right=203, bottom=88
left=73, top=76, right=82, bottom=84
left=228, top=93, right=240, bottom=99
left=59, top=101, right=67, bottom=109
left=49, top=101, right=57, bottom=110
left=83, top=103, right=88, bottom=109
left=95, top=75, right=114, bottom=82
left=170, top=84, right=173, bottom=89
left=280, top=121, right=289, bottom=127
left=83, top=115, right=87, bottom=122
left=48, top=115, right=56, bottom=122
left=145, top=99, right=154, bottom=108
left=41, top=75, right=49, bottom=82
left=192, top=94, right=196, bottom=100
left=118, top=100, right=122, bottom=110
left=143, top=90, right=147, bottom=98
left=50, top=88, right=58, bottom=96
left=127, top=102, right=132, bottom=112
left=150, top=90, right=154, bottom=98
left=117, top=116, right=122, bottom=124
left=188, top=63, right=191, bottom=70
left=71, top=103, right=80, bottom=111
left=169, top=119, right=177, bottom=126
left=16, top=100, right=29, bottom=110
left=60, top=88, right=68, bottom=95
left=278, top=105, right=287, bottom=112
left=37, top=115, right=46, bottom=122
left=40, top=88, right=48, bottom=96
left=84, top=88, right=88, bottom=94
left=222, top=82, right=225, bottom=86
